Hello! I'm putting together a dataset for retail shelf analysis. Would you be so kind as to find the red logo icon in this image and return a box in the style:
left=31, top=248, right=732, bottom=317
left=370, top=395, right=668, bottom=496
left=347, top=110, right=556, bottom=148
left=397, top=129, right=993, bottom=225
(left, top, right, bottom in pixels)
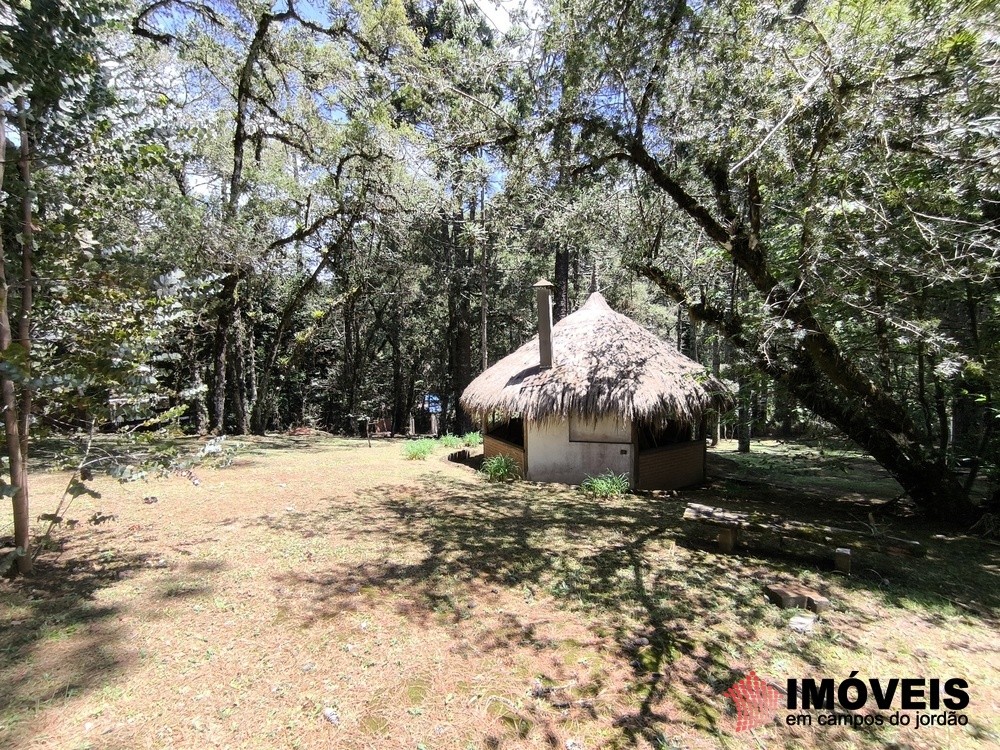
left=725, top=671, right=782, bottom=731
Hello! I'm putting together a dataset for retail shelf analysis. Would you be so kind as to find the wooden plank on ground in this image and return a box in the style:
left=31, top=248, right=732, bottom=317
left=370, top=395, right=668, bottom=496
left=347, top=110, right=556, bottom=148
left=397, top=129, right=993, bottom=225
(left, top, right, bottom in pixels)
left=682, top=502, right=925, bottom=557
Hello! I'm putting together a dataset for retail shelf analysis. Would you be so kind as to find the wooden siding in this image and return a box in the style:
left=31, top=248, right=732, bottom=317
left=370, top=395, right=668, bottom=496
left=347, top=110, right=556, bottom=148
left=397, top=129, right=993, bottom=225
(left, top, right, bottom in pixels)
left=484, top=434, right=526, bottom=478
left=636, top=441, right=705, bottom=490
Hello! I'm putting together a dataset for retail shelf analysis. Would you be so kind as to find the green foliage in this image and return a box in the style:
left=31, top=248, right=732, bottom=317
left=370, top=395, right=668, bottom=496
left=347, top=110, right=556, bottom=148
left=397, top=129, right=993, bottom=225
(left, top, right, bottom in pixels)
left=439, top=434, right=464, bottom=449
left=479, top=454, right=520, bottom=482
left=403, top=439, right=436, bottom=460
left=0, top=0, right=992, bottom=529
left=528, top=0, right=1000, bottom=514
left=0, top=0, right=115, bottom=141
left=580, top=472, right=630, bottom=499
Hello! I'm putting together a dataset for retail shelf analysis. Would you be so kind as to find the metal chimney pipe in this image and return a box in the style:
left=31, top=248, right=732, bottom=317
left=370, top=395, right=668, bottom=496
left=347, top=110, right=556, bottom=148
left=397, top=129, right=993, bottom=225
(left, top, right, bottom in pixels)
left=533, top=279, right=555, bottom=369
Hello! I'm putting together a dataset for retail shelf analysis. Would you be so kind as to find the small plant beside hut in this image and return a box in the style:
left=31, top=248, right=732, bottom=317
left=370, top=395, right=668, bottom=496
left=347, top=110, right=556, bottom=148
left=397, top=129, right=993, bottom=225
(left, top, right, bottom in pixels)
left=581, top=471, right=630, bottom=498
left=480, top=454, right=521, bottom=482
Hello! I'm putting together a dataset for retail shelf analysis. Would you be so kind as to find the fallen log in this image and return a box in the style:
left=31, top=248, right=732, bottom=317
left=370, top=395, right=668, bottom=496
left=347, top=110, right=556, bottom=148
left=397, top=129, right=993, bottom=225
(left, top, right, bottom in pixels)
left=682, top=502, right=926, bottom=572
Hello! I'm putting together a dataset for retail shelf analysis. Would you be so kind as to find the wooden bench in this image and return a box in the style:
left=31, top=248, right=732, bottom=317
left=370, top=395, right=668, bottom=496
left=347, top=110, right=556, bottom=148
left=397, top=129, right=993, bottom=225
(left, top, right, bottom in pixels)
left=682, top=502, right=924, bottom=573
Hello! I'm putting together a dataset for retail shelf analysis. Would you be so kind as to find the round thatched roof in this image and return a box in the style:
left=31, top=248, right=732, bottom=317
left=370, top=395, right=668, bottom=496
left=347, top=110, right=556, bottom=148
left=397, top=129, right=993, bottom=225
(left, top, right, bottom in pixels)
left=461, top=292, right=728, bottom=424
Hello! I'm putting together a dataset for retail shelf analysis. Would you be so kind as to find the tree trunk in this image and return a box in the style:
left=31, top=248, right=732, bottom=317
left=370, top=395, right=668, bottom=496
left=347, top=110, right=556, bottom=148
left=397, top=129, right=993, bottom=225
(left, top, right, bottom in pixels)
left=710, top=334, right=721, bottom=447
left=245, top=320, right=257, bottom=419
left=737, top=375, right=751, bottom=453
left=340, top=290, right=359, bottom=432
left=553, top=242, right=570, bottom=322
left=406, top=371, right=417, bottom=435
left=452, top=304, right=473, bottom=433
left=780, top=349, right=974, bottom=520
left=249, top=221, right=354, bottom=434
left=229, top=314, right=250, bottom=435
left=0, top=109, right=31, bottom=575
left=776, top=385, right=794, bottom=439
left=188, top=335, right=209, bottom=435
left=754, top=382, right=769, bottom=436
left=210, top=274, right=239, bottom=433
left=389, top=316, right=407, bottom=436
left=15, top=99, right=33, bottom=471
left=480, top=166, right=489, bottom=372
left=480, top=241, right=489, bottom=371
left=442, top=205, right=474, bottom=434
left=623, top=132, right=977, bottom=519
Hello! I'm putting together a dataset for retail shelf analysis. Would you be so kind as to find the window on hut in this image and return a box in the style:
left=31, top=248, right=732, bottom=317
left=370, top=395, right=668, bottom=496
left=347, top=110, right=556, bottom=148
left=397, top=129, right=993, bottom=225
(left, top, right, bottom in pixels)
left=637, top=421, right=694, bottom=450
left=486, top=415, right=524, bottom=447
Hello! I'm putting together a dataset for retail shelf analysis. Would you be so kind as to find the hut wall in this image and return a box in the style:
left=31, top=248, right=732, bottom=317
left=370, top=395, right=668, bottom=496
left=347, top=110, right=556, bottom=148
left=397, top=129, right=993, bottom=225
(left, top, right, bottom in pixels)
left=635, top=441, right=705, bottom=490
left=525, top=417, right=632, bottom=484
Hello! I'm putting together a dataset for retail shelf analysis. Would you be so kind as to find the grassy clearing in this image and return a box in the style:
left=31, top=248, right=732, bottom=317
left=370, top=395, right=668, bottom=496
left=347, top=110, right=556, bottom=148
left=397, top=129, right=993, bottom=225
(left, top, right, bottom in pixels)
left=1, top=436, right=998, bottom=749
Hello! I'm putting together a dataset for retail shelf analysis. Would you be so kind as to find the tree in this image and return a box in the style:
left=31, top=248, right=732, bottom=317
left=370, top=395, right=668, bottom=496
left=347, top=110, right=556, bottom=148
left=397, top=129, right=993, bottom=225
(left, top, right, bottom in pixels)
left=1, top=0, right=204, bottom=575
left=0, top=0, right=120, bottom=574
left=531, top=0, right=999, bottom=519
left=130, top=0, right=516, bottom=435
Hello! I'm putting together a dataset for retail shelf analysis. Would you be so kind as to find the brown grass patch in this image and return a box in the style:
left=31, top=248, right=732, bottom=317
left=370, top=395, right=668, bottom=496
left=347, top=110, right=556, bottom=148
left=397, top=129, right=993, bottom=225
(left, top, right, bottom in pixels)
left=1, top=436, right=998, bottom=749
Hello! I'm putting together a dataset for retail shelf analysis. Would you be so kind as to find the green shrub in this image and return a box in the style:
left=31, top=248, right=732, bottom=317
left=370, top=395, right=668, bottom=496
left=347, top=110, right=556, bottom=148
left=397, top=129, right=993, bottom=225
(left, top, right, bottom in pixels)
left=439, top=434, right=464, bottom=449
left=462, top=431, right=483, bottom=447
left=480, top=454, right=520, bottom=482
left=580, top=471, right=630, bottom=498
left=403, top=439, right=435, bottom=460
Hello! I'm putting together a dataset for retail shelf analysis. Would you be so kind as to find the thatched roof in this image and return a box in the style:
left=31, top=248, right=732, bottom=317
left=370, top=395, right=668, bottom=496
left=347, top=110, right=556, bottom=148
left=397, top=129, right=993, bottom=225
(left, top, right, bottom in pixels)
left=461, top=292, right=729, bottom=424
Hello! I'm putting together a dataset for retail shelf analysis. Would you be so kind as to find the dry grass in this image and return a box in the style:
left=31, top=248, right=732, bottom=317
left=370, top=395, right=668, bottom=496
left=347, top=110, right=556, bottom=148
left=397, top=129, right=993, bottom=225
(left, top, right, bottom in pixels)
left=1, top=436, right=998, bottom=750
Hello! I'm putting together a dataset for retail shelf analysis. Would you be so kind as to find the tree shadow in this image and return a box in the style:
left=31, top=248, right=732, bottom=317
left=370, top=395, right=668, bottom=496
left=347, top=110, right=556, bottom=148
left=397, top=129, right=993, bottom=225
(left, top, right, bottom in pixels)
left=0, top=541, right=150, bottom=747
left=259, top=476, right=789, bottom=743
left=0, top=534, right=223, bottom=747
left=684, top=478, right=1000, bottom=624
left=254, top=470, right=997, bottom=746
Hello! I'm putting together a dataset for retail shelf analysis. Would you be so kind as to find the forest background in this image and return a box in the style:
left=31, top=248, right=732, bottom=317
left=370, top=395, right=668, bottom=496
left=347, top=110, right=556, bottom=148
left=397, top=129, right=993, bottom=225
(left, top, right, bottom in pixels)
left=1, top=0, right=998, bottom=574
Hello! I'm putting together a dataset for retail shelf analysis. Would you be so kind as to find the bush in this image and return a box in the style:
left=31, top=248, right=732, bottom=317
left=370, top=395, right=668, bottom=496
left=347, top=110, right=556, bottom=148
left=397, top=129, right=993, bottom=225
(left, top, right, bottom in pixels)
left=403, top=439, right=435, bottom=460
left=480, top=454, right=520, bottom=482
left=462, top=431, right=483, bottom=447
left=580, top=471, right=630, bottom=498
left=439, top=434, right=464, bottom=449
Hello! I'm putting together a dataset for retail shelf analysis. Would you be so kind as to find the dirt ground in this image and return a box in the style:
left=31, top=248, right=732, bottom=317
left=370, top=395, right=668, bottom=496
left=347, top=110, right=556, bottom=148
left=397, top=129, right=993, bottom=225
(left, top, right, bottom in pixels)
left=1, top=436, right=998, bottom=750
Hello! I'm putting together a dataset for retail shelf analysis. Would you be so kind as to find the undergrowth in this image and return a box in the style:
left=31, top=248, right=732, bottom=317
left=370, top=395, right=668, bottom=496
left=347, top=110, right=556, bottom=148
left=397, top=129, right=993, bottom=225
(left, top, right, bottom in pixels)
left=580, top=471, right=630, bottom=498
left=439, top=434, right=464, bottom=449
left=403, top=439, right=436, bottom=460
left=480, top=454, right=520, bottom=482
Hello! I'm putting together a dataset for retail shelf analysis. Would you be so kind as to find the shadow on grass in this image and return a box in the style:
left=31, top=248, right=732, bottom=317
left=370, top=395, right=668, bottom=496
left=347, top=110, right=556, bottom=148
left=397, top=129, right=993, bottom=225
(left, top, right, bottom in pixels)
left=0, top=539, right=149, bottom=747
left=255, top=470, right=998, bottom=746
left=0, top=535, right=222, bottom=747
left=697, top=472, right=1000, bottom=626
left=258, top=475, right=781, bottom=744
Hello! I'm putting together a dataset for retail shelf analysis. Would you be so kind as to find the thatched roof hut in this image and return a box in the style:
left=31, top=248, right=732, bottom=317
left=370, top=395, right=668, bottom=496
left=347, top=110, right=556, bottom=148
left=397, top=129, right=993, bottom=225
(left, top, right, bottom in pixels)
left=461, top=291, right=724, bottom=425
left=461, top=283, right=727, bottom=489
